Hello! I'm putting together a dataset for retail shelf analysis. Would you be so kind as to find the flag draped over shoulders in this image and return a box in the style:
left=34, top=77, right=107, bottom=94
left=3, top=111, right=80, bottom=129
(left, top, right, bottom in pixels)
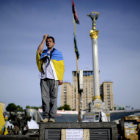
left=36, top=50, right=42, bottom=72
left=36, top=48, right=64, bottom=81
left=50, top=49, right=64, bottom=80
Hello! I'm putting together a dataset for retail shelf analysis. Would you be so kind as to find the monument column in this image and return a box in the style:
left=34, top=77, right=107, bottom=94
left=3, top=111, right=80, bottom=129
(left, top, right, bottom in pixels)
left=82, top=12, right=110, bottom=122
left=88, top=12, right=101, bottom=101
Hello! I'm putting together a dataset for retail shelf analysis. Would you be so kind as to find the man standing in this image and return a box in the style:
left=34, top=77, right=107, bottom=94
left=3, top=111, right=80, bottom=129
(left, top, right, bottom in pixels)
left=36, top=34, right=64, bottom=122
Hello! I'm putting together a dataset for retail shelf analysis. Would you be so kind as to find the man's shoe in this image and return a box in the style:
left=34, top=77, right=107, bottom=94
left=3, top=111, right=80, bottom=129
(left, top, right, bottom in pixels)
left=41, top=118, right=49, bottom=123
left=49, top=118, right=55, bottom=122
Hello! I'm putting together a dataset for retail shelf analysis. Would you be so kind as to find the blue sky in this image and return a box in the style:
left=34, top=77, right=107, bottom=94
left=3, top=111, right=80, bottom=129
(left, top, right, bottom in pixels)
left=0, top=0, right=140, bottom=109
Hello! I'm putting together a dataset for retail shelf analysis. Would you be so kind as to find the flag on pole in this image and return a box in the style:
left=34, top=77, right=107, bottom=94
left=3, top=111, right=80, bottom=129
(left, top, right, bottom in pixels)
left=72, top=0, right=81, bottom=122
left=72, top=0, right=80, bottom=59
left=72, top=0, right=79, bottom=24
left=74, top=34, right=79, bottom=60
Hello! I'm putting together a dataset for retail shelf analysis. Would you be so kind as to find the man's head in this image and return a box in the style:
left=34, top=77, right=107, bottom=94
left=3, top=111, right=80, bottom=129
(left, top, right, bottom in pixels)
left=46, top=36, right=55, bottom=50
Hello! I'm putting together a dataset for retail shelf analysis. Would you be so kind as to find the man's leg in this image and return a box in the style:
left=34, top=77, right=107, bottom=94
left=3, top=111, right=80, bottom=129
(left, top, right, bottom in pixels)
left=49, top=80, right=58, bottom=119
left=40, top=79, right=50, bottom=119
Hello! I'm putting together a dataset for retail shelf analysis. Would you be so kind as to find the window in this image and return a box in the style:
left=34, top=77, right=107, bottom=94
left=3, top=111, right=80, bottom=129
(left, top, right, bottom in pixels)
left=107, top=91, right=110, bottom=94
left=107, top=84, right=110, bottom=88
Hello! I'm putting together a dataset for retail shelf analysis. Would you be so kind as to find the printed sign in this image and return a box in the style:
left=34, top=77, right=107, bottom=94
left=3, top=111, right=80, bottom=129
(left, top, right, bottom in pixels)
left=66, top=129, right=83, bottom=140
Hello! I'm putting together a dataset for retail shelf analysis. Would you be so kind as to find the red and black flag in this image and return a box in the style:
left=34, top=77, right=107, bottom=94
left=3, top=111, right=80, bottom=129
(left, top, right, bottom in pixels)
left=72, top=0, right=79, bottom=24
left=72, top=0, right=80, bottom=60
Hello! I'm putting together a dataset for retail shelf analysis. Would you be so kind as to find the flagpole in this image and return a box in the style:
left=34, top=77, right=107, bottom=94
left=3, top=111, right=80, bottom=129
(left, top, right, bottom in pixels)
left=73, top=17, right=79, bottom=71
left=73, top=18, right=77, bottom=37
left=73, top=17, right=81, bottom=122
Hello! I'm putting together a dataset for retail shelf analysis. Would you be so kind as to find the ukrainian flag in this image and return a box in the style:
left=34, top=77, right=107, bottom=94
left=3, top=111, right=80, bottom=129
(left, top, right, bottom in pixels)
left=36, top=48, right=64, bottom=80
left=0, top=105, right=8, bottom=135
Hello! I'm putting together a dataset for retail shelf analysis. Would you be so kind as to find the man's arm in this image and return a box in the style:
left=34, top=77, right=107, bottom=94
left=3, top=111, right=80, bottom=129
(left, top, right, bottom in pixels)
left=38, top=34, right=49, bottom=54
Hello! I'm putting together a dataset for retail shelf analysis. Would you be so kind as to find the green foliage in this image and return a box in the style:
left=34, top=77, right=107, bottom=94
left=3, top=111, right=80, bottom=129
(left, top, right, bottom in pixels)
left=16, top=105, right=23, bottom=112
left=118, top=107, right=125, bottom=110
left=58, top=106, right=63, bottom=110
left=6, top=103, right=17, bottom=112
left=6, top=103, right=40, bottom=112
left=58, top=104, right=71, bottom=110
left=25, top=105, right=39, bottom=110
left=6, top=103, right=23, bottom=112
left=26, top=105, right=30, bottom=109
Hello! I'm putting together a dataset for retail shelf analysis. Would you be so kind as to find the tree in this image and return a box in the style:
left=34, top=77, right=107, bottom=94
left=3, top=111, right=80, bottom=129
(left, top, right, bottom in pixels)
left=58, top=104, right=71, bottom=110
left=6, top=103, right=24, bottom=112
left=16, top=105, right=23, bottom=112
left=26, top=105, right=31, bottom=109
left=25, top=105, right=39, bottom=110
left=6, top=103, right=17, bottom=112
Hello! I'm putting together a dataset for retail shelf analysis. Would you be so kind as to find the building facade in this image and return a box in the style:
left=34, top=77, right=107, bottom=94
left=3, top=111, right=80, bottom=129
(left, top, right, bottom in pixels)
left=60, top=82, right=73, bottom=109
left=100, top=82, right=114, bottom=110
left=72, top=71, right=94, bottom=111
left=60, top=71, right=114, bottom=111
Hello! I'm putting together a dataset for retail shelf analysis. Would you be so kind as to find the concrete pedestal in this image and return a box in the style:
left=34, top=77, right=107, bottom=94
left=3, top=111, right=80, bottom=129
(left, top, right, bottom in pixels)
left=83, top=99, right=110, bottom=122
left=39, top=122, right=118, bottom=140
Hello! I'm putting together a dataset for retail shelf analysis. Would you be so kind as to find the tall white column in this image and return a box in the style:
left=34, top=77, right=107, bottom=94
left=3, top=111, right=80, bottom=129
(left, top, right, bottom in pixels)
left=92, top=39, right=100, bottom=100
left=88, top=12, right=101, bottom=101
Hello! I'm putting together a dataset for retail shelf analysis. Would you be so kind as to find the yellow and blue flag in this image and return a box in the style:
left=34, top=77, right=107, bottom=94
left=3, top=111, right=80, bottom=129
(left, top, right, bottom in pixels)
left=36, top=48, right=64, bottom=80
left=0, top=105, right=8, bottom=135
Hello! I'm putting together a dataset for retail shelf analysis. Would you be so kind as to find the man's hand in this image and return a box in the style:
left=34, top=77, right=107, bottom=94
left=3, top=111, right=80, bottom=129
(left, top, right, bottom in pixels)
left=58, top=80, right=63, bottom=85
left=43, top=34, right=49, bottom=41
